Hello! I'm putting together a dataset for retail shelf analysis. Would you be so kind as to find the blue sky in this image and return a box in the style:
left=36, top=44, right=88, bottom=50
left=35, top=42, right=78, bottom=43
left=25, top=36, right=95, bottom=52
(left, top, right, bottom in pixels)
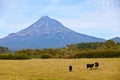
left=0, top=0, right=120, bottom=39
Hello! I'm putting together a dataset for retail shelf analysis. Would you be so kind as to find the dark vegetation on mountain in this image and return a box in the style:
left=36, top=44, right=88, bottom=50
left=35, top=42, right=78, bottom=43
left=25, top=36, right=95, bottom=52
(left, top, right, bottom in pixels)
left=0, top=40, right=120, bottom=59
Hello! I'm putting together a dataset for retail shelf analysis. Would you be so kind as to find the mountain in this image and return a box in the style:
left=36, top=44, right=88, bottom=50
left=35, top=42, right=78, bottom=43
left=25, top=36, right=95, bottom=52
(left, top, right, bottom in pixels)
left=110, top=37, right=120, bottom=42
left=0, top=16, right=105, bottom=50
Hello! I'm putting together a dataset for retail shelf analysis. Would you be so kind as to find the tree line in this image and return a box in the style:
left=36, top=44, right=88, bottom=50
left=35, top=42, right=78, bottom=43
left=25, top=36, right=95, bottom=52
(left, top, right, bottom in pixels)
left=0, top=46, right=10, bottom=53
left=0, top=40, right=120, bottom=59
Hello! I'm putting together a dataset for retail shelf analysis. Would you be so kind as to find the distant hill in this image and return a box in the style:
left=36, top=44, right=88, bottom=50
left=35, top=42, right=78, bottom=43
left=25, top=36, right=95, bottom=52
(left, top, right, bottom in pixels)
left=0, top=16, right=105, bottom=50
left=110, top=37, right=120, bottom=42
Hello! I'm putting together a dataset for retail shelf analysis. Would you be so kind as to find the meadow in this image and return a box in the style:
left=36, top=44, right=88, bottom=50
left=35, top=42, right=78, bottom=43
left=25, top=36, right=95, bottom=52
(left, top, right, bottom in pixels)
left=0, top=58, right=119, bottom=80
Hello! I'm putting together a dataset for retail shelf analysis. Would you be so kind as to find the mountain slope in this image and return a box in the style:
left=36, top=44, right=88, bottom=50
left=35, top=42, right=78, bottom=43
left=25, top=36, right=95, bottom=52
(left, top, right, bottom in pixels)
left=110, top=37, right=120, bottom=42
left=0, top=16, right=105, bottom=50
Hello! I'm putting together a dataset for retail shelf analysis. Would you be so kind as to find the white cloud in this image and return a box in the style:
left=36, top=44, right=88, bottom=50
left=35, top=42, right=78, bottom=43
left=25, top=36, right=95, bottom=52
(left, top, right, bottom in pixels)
left=39, top=0, right=61, bottom=15
left=0, top=20, right=6, bottom=27
left=55, top=0, right=120, bottom=39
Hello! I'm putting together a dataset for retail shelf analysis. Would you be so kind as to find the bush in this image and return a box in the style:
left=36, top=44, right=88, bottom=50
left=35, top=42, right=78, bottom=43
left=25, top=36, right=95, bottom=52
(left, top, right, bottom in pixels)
left=41, top=54, right=52, bottom=59
left=72, top=50, right=120, bottom=58
left=14, top=54, right=31, bottom=60
left=0, top=54, right=13, bottom=59
left=0, top=54, right=31, bottom=60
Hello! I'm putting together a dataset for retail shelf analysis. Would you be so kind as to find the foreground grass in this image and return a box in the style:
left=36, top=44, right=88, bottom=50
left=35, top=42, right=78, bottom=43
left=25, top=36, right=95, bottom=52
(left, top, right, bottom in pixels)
left=0, top=58, right=120, bottom=80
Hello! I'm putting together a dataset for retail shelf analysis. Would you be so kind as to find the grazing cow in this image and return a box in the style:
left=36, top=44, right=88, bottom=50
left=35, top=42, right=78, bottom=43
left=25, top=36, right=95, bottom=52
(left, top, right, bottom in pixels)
left=87, top=64, right=94, bottom=70
left=95, top=62, right=99, bottom=69
left=69, top=65, right=72, bottom=72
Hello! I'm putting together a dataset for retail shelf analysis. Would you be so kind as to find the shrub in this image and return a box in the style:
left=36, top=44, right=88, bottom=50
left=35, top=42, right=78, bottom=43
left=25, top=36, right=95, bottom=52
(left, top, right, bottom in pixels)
left=14, top=54, right=31, bottom=60
left=0, top=54, right=13, bottom=60
left=72, top=50, right=120, bottom=58
left=41, top=54, right=52, bottom=59
left=0, top=54, right=31, bottom=60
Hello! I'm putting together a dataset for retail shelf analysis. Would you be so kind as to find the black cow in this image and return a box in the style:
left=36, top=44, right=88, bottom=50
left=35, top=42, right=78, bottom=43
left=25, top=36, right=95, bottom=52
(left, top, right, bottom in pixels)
left=69, top=65, right=72, bottom=72
left=87, top=64, right=94, bottom=70
left=95, top=62, right=99, bottom=69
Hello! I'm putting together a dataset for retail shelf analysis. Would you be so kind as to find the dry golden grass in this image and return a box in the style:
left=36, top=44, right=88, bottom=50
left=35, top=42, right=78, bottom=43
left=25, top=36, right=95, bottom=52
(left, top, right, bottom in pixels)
left=0, top=58, right=120, bottom=80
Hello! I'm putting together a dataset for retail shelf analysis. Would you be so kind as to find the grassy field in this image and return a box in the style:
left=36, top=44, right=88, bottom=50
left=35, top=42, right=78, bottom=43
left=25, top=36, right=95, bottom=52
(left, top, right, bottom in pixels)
left=0, top=58, right=120, bottom=80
